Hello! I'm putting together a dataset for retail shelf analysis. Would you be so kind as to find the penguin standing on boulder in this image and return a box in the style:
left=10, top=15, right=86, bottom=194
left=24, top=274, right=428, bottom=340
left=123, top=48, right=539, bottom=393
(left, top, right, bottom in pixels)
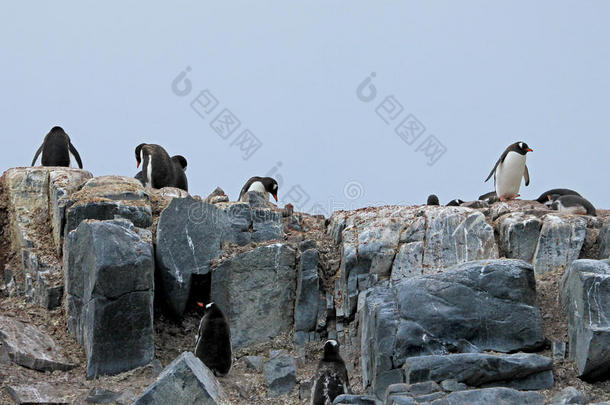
left=135, top=144, right=188, bottom=191
left=311, top=339, right=350, bottom=405
left=194, top=302, right=232, bottom=376
left=485, top=141, right=533, bottom=201
left=238, top=176, right=278, bottom=202
left=31, top=126, right=83, bottom=168
left=549, top=194, right=596, bottom=216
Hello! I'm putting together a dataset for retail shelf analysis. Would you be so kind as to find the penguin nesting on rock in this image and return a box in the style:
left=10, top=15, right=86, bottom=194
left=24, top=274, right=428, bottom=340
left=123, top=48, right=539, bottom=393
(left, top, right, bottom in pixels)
left=194, top=302, right=232, bottom=376
left=536, top=188, right=581, bottom=206
left=549, top=194, right=596, bottom=216
left=485, top=141, right=533, bottom=201
left=238, top=176, right=278, bottom=202
left=31, top=126, right=83, bottom=168
left=426, top=194, right=440, bottom=206
left=446, top=199, right=464, bottom=207
left=312, top=339, right=350, bottom=405
left=134, top=143, right=188, bottom=191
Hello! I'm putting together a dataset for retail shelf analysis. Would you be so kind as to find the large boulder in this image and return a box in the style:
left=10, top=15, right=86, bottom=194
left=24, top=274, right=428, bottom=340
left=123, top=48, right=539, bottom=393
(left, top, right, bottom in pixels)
left=361, top=259, right=544, bottom=397
left=64, top=218, right=154, bottom=379
left=496, top=212, right=542, bottom=262
left=599, top=219, right=610, bottom=259
left=329, top=206, right=498, bottom=319
left=427, top=387, right=545, bottom=405
left=211, top=244, right=296, bottom=348
left=134, top=352, right=229, bottom=405
left=403, top=353, right=553, bottom=390
left=532, top=214, right=587, bottom=275
left=294, top=248, right=320, bottom=340
left=264, top=352, right=297, bottom=396
left=561, top=259, right=610, bottom=381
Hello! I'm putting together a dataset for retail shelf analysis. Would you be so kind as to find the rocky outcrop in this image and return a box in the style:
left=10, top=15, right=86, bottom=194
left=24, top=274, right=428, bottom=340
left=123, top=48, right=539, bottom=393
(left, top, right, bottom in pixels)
left=361, top=259, right=544, bottom=397
left=211, top=244, right=296, bottom=348
left=561, top=259, right=610, bottom=381
left=264, top=351, right=297, bottom=396
left=532, top=215, right=587, bottom=275
left=599, top=219, right=610, bottom=259
left=134, top=351, right=229, bottom=404
left=64, top=218, right=154, bottom=379
left=294, top=248, right=320, bottom=344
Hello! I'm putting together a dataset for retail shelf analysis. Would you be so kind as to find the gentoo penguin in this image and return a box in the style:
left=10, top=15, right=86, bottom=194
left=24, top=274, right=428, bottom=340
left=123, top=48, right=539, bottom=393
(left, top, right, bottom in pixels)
left=478, top=191, right=499, bottom=204
left=31, top=126, right=83, bottom=168
left=134, top=171, right=145, bottom=187
left=238, top=176, right=278, bottom=202
left=485, top=141, right=533, bottom=201
left=311, top=339, right=350, bottom=405
left=536, top=188, right=581, bottom=206
left=426, top=194, right=440, bottom=205
left=194, top=302, right=232, bottom=376
left=446, top=199, right=464, bottom=207
left=171, top=155, right=188, bottom=192
left=135, top=144, right=180, bottom=190
left=550, top=195, right=596, bottom=216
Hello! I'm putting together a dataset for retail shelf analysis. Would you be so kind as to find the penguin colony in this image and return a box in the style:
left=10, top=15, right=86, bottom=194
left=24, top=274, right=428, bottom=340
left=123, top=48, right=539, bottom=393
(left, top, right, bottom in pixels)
left=28, top=128, right=601, bottom=397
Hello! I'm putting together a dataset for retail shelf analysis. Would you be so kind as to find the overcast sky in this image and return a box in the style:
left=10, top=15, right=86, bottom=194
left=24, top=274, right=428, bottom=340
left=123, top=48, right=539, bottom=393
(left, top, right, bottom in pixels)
left=2, top=2, right=609, bottom=214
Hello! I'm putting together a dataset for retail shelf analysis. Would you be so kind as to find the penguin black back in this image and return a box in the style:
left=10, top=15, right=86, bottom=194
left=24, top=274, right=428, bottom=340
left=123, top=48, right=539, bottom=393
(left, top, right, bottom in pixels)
left=536, top=188, right=581, bottom=204
left=426, top=194, right=440, bottom=206
left=550, top=195, right=597, bottom=216
left=134, top=143, right=175, bottom=189
left=194, top=302, right=232, bottom=376
left=31, top=126, right=83, bottom=168
left=238, top=176, right=279, bottom=202
left=171, top=155, right=188, bottom=192
left=312, top=340, right=349, bottom=405
left=446, top=199, right=464, bottom=207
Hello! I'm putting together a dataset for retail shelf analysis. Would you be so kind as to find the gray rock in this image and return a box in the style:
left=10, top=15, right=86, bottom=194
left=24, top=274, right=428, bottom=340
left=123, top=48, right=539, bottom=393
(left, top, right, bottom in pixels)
left=532, top=214, right=587, bottom=275
left=211, top=244, right=296, bottom=348
left=264, top=353, right=297, bottom=396
left=204, top=186, right=229, bottom=204
left=461, top=200, right=489, bottom=209
left=561, top=259, right=610, bottom=381
left=134, top=352, right=229, bottom=404
left=440, top=379, right=467, bottom=392
left=497, top=212, right=542, bottom=262
left=333, top=394, right=379, bottom=404
left=361, top=259, right=544, bottom=397
left=403, top=353, right=553, bottom=390
left=599, top=220, right=610, bottom=259
left=299, top=379, right=313, bottom=401
left=156, top=197, right=252, bottom=316
left=0, top=315, right=75, bottom=372
left=86, top=387, right=120, bottom=404
left=243, top=355, right=264, bottom=372
left=550, top=387, right=586, bottom=405
left=5, top=382, right=85, bottom=404
left=553, top=341, right=567, bottom=361
left=295, top=249, right=320, bottom=335
left=251, top=208, right=283, bottom=242
left=426, top=387, right=545, bottom=405
left=64, top=219, right=154, bottom=379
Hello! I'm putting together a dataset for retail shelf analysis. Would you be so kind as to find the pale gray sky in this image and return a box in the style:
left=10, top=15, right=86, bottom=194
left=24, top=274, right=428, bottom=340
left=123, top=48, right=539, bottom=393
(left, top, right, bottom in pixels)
left=2, top=2, right=609, bottom=214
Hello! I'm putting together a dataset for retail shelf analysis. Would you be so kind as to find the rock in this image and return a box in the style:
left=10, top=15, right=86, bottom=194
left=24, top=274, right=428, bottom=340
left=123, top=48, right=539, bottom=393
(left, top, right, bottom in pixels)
left=86, top=387, right=120, bottom=404
left=299, top=379, right=313, bottom=401
left=204, top=187, right=229, bottom=204
left=64, top=219, right=154, bottom=378
left=243, top=355, right=264, bottom=372
left=243, top=190, right=272, bottom=208
left=154, top=186, right=189, bottom=199
left=295, top=249, right=320, bottom=337
left=0, top=315, right=75, bottom=372
left=264, top=352, right=297, bottom=396
left=552, top=341, right=567, bottom=362
left=550, top=387, right=586, bottom=405
left=561, top=259, right=610, bottom=381
left=403, top=353, right=553, bottom=390
left=251, top=208, right=283, bottom=242
left=426, top=387, right=545, bottom=405
left=532, top=214, right=587, bottom=275
left=496, top=212, right=542, bottom=262
left=599, top=220, right=610, bottom=259
left=440, top=379, right=467, bottom=392
left=333, top=394, right=379, bottom=404
left=134, top=352, right=229, bottom=404
left=461, top=200, right=489, bottom=209
left=361, top=259, right=544, bottom=397
left=5, top=382, right=85, bottom=404
left=211, top=244, right=296, bottom=348
left=156, top=197, right=252, bottom=316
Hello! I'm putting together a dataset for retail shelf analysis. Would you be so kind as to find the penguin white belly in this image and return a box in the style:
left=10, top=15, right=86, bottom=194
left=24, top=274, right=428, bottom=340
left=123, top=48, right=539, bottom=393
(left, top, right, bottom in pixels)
left=495, top=152, right=525, bottom=199
left=247, top=181, right=269, bottom=200
left=557, top=202, right=586, bottom=215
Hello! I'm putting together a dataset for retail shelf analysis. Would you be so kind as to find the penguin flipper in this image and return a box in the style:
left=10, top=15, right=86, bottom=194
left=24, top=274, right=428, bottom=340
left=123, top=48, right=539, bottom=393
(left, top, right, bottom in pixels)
left=484, top=159, right=499, bottom=183
left=524, top=164, right=530, bottom=186
left=69, top=142, right=83, bottom=169
left=31, top=145, right=43, bottom=166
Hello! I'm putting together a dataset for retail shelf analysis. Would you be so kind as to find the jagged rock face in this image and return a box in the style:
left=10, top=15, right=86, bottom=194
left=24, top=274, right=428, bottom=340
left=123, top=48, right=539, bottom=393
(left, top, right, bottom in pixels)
left=599, top=219, right=610, bottom=259
left=263, top=352, right=297, bottom=396
left=134, top=352, right=229, bottom=405
left=211, top=244, right=296, bottom=349
left=561, top=259, right=610, bottom=381
left=294, top=248, right=320, bottom=337
left=532, top=215, right=588, bottom=275
left=64, top=218, right=154, bottom=379
left=360, top=259, right=544, bottom=397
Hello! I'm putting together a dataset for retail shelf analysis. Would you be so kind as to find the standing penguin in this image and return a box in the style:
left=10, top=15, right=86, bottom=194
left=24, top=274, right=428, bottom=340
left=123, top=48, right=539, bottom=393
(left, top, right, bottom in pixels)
left=171, top=155, right=188, bottom=192
left=485, top=141, right=533, bottom=201
left=135, top=144, right=177, bottom=189
left=31, top=126, right=83, bottom=168
left=194, top=302, right=232, bottom=376
left=311, top=340, right=350, bottom=405
left=238, top=176, right=278, bottom=202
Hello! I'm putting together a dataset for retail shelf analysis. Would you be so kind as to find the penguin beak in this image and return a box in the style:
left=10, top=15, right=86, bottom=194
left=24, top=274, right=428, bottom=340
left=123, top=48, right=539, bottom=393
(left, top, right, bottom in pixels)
left=197, top=302, right=204, bottom=308
left=272, top=193, right=278, bottom=202
left=547, top=195, right=551, bottom=201
left=526, top=148, right=533, bottom=152
left=137, top=161, right=140, bottom=168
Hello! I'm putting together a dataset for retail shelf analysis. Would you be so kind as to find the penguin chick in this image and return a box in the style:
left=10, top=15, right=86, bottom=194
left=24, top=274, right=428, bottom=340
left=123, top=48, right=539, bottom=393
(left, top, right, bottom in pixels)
left=536, top=188, right=581, bottom=206
left=426, top=194, right=440, bottom=206
left=171, top=155, right=188, bottom=192
left=550, top=195, right=596, bottom=216
left=311, top=340, right=349, bottom=405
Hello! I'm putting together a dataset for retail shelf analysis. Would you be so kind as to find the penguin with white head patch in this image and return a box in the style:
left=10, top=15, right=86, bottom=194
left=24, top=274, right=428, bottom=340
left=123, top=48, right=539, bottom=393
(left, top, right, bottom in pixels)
left=238, top=176, right=278, bottom=202
left=446, top=199, right=465, bottom=207
left=194, top=302, right=232, bottom=376
left=550, top=195, right=596, bottom=216
left=311, top=339, right=349, bottom=405
left=536, top=188, right=581, bottom=206
left=31, top=126, right=83, bottom=168
left=485, top=141, right=533, bottom=201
